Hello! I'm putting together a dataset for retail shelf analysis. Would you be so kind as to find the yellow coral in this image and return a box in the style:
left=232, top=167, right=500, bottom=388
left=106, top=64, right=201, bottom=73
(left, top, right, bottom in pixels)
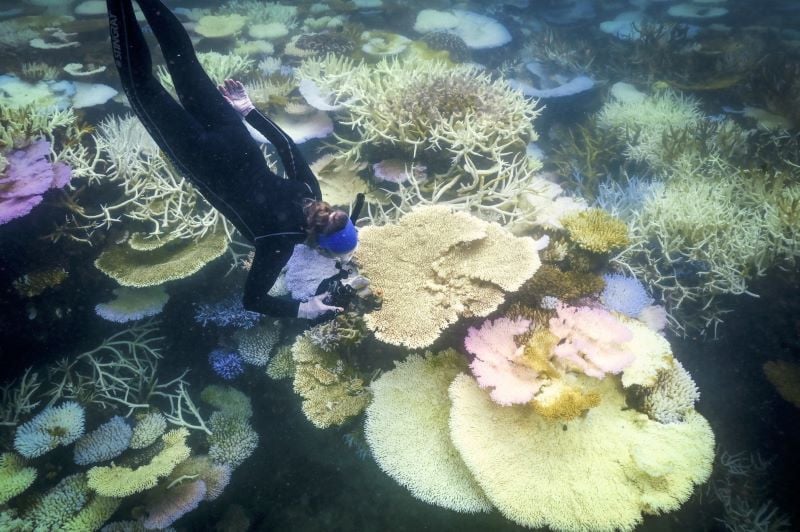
left=291, top=335, right=370, bottom=429
left=561, top=208, right=630, bottom=254
left=195, top=15, right=246, bottom=38
left=356, top=206, right=540, bottom=348
left=365, top=350, right=492, bottom=513
left=449, top=374, right=714, bottom=531
left=86, top=428, right=190, bottom=497
left=763, top=360, right=800, bottom=409
left=94, top=230, right=228, bottom=287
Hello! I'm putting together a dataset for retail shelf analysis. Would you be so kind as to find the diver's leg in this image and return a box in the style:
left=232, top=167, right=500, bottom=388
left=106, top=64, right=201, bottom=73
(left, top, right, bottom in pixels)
left=133, top=0, right=242, bottom=129
left=106, top=0, right=260, bottom=240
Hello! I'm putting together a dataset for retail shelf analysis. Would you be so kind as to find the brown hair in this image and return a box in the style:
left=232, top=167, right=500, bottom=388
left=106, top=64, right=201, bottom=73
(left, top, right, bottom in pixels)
left=303, top=199, right=348, bottom=239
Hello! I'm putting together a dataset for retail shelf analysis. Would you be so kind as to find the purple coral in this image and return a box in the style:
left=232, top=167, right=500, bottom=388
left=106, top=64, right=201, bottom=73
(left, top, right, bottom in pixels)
left=0, top=140, right=71, bottom=225
left=208, top=349, right=244, bottom=380
left=194, top=296, right=260, bottom=329
left=600, top=273, right=653, bottom=318
left=143, top=479, right=207, bottom=529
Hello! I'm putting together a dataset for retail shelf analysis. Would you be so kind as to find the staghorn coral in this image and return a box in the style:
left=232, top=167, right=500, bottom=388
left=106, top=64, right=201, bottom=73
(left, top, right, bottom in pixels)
left=86, top=428, right=191, bottom=497
left=448, top=373, right=714, bottom=531
left=291, top=334, right=370, bottom=429
left=66, top=115, right=235, bottom=244
left=560, top=208, right=630, bottom=254
left=355, top=206, right=541, bottom=348
left=158, top=51, right=253, bottom=89
left=612, top=164, right=797, bottom=336
left=296, top=56, right=543, bottom=229
left=365, top=350, right=491, bottom=513
left=0, top=453, right=36, bottom=505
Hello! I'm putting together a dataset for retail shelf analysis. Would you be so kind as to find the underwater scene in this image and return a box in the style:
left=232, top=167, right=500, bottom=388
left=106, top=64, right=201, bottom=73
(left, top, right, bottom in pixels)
left=1, top=0, right=800, bottom=530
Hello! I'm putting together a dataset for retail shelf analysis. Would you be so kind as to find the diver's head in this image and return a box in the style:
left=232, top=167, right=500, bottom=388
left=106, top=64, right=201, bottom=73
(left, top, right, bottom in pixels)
left=304, top=200, right=358, bottom=259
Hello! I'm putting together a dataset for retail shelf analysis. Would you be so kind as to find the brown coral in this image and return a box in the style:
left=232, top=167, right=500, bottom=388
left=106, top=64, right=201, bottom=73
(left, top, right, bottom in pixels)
left=518, top=264, right=604, bottom=303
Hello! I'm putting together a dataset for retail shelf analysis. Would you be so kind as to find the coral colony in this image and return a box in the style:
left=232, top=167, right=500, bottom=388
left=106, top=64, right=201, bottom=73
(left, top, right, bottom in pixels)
left=2, top=1, right=799, bottom=531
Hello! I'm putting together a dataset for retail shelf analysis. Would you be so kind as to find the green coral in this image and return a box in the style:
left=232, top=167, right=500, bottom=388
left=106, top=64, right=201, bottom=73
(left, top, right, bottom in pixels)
left=0, top=453, right=36, bottom=504
left=207, top=412, right=258, bottom=468
left=266, top=345, right=295, bottom=380
left=200, top=385, right=253, bottom=419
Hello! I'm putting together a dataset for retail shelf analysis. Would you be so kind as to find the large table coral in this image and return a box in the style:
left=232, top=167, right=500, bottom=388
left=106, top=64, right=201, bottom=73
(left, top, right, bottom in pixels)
left=355, top=206, right=541, bottom=348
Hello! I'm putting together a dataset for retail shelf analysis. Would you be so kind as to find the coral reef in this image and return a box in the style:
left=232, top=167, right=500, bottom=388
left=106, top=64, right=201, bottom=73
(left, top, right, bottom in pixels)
left=365, top=350, right=490, bottom=513
left=600, top=273, right=653, bottom=317
left=356, top=206, right=541, bottom=348
left=73, top=415, right=132, bottom=465
left=560, top=208, right=630, bottom=255
left=87, top=428, right=191, bottom=497
left=13, top=401, right=85, bottom=458
left=265, top=345, right=295, bottom=380
left=208, top=349, right=245, bottom=381
left=12, top=266, right=68, bottom=297
left=291, top=334, right=370, bottom=429
left=130, top=412, right=167, bottom=450
left=234, top=321, right=281, bottom=366
left=195, top=295, right=261, bottom=329
left=95, top=286, right=169, bottom=323
left=0, top=453, right=36, bottom=505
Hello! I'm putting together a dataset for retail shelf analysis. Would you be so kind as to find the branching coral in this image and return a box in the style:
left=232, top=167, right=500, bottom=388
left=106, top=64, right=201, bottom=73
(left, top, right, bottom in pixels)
left=612, top=161, right=796, bottom=336
left=355, top=206, right=541, bottom=348
left=296, top=56, right=544, bottom=229
left=65, top=115, right=235, bottom=244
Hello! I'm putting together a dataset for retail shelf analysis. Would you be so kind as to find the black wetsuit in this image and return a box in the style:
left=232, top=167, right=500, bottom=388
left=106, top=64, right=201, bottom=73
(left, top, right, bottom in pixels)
left=106, top=0, right=320, bottom=317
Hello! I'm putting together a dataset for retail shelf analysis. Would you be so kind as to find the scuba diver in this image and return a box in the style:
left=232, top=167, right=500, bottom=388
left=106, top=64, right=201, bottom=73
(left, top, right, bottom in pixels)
left=105, top=0, right=363, bottom=320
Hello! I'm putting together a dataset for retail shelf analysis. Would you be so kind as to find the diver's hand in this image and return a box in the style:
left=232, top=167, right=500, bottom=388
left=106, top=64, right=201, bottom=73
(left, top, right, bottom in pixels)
left=297, top=293, right=343, bottom=320
left=218, top=79, right=255, bottom=116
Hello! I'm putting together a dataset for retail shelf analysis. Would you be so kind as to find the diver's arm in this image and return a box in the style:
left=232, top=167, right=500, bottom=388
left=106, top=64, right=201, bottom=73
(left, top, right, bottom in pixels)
left=242, top=240, right=300, bottom=318
left=243, top=109, right=322, bottom=200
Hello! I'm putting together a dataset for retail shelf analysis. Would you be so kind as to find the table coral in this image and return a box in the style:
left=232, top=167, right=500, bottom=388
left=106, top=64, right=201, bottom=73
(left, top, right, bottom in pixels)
left=356, top=206, right=541, bottom=349
left=365, top=350, right=491, bottom=513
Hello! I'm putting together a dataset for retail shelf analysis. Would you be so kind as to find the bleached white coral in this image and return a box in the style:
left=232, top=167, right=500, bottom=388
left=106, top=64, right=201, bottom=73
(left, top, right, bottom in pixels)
left=643, top=359, right=700, bottom=424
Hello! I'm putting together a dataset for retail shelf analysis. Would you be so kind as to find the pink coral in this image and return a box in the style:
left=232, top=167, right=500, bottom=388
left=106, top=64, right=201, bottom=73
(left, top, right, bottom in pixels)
left=465, top=316, right=543, bottom=406
left=548, top=305, right=635, bottom=378
left=0, top=140, right=72, bottom=225
left=144, top=479, right=207, bottom=529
